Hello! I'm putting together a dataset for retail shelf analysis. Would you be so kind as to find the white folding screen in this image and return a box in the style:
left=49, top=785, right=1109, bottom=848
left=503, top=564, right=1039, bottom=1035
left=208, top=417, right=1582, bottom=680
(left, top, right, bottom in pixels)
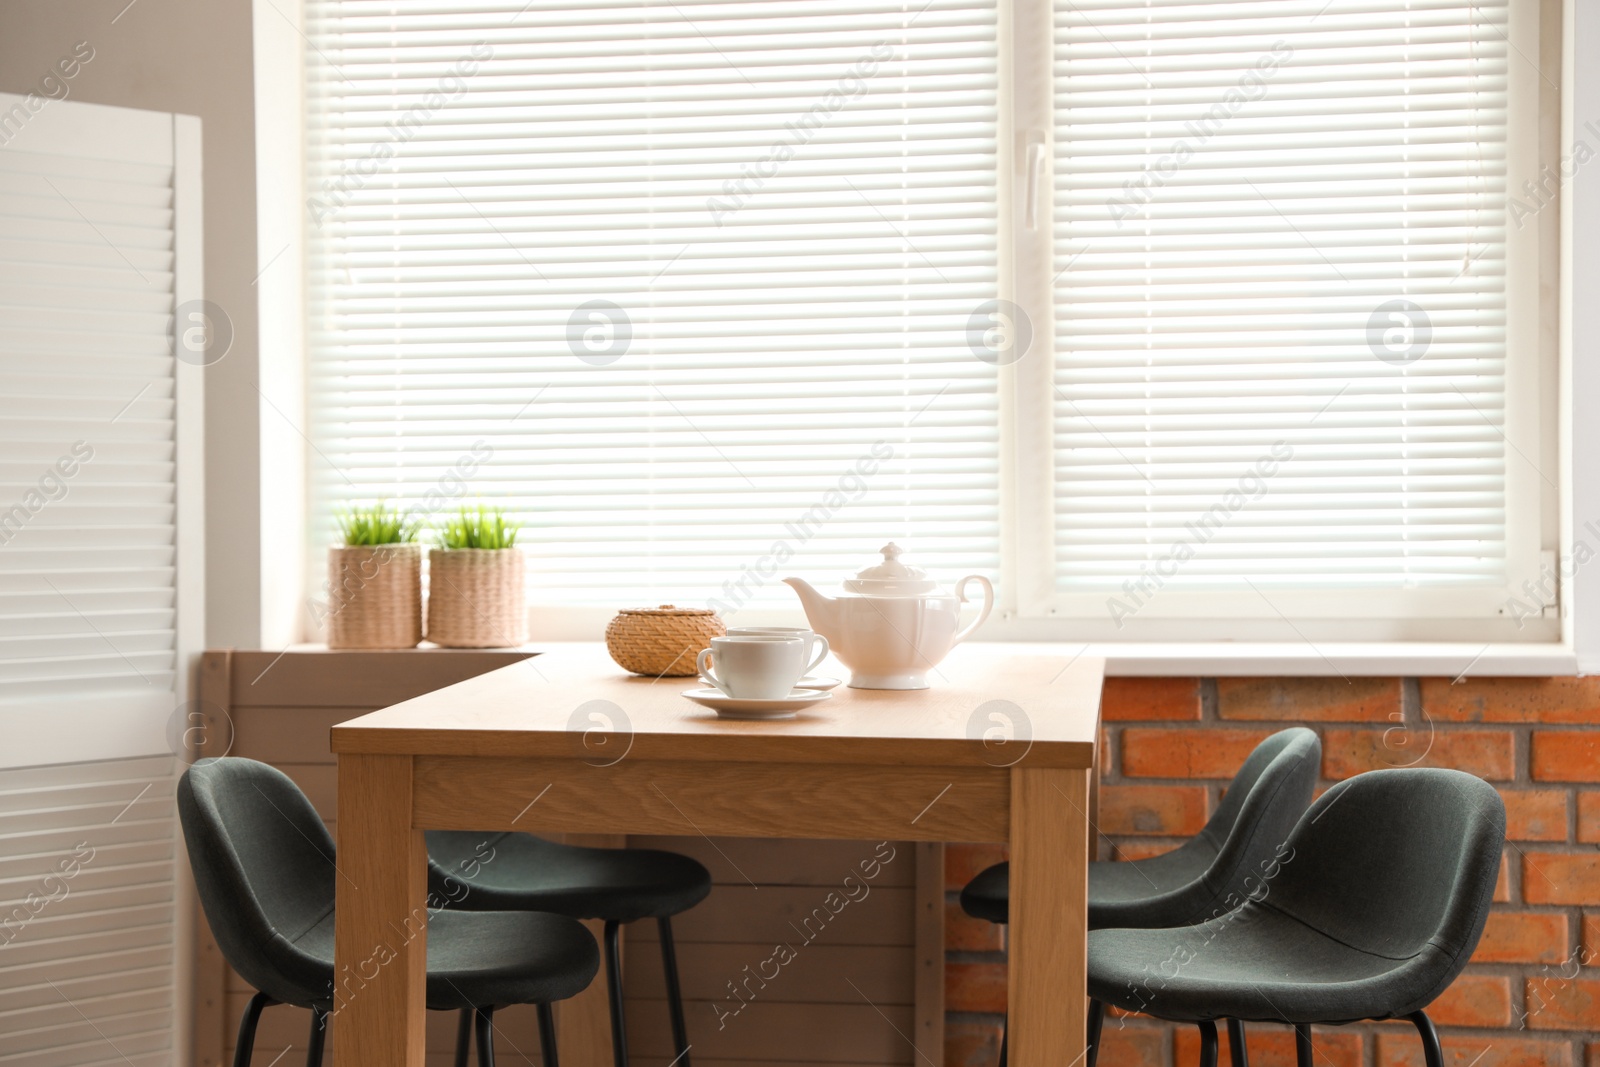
left=305, top=0, right=1001, bottom=611
left=0, top=93, right=204, bottom=1064
left=0, top=756, right=181, bottom=1066
left=0, top=94, right=204, bottom=757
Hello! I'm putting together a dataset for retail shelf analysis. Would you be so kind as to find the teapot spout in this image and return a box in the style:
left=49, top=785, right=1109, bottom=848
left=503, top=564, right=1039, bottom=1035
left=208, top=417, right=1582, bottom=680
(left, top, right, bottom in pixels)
left=782, top=577, right=840, bottom=643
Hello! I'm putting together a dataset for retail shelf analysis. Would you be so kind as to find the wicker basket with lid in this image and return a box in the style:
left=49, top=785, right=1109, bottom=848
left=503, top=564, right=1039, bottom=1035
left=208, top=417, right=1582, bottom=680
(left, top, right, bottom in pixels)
left=605, top=605, right=726, bottom=677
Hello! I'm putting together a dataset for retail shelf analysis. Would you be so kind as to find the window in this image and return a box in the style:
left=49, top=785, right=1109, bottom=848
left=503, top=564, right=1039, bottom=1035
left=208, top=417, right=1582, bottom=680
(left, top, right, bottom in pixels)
left=304, top=0, right=1557, bottom=643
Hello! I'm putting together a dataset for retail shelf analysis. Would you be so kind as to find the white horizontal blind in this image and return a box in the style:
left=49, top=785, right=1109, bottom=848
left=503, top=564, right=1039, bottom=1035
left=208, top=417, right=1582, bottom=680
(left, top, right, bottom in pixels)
left=0, top=144, right=180, bottom=700
left=0, top=756, right=178, bottom=1066
left=1052, top=0, right=1513, bottom=595
left=306, top=0, right=1001, bottom=610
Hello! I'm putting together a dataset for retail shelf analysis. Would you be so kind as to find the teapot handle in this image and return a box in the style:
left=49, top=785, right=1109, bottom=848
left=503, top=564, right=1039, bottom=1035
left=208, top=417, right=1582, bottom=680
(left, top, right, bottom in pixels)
left=950, top=575, right=995, bottom=648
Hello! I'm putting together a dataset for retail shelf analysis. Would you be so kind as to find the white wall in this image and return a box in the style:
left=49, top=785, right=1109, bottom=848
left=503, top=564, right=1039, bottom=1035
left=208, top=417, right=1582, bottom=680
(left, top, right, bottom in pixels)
left=1571, top=0, right=1600, bottom=670
left=0, top=0, right=262, bottom=649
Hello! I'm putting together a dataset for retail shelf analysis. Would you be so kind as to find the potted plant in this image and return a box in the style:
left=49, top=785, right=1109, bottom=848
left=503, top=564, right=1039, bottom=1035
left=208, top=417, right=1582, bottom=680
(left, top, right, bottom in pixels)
left=426, top=503, right=527, bottom=648
left=326, top=502, right=423, bottom=649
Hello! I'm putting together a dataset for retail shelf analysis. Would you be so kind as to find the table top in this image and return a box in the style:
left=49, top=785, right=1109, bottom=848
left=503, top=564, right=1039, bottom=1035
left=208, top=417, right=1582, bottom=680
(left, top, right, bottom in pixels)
left=331, top=642, right=1104, bottom=769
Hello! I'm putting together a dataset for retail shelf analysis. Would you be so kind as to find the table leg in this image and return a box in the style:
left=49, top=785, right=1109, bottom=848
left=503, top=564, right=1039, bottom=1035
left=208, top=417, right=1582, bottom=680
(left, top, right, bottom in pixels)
left=1008, top=767, right=1089, bottom=1067
left=333, top=753, right=428, bottom=1066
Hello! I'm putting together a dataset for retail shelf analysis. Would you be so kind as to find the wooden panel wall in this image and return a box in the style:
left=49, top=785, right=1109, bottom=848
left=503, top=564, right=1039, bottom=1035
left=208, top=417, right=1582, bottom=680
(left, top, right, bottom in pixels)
left=191, top=650, right=943, bottom=1067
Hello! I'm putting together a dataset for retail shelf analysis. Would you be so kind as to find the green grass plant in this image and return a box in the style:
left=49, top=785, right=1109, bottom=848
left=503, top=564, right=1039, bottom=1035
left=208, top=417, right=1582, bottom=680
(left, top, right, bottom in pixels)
left=437, top=503, right=521, bottom=550
left=336, top=501, right=419, bottom=546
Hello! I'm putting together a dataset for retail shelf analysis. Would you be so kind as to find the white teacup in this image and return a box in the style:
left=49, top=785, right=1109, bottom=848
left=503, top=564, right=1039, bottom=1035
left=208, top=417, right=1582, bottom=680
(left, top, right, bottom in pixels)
left=725, top=627, right=830, bottom=676
left=697, top=635, right=825, bottom=699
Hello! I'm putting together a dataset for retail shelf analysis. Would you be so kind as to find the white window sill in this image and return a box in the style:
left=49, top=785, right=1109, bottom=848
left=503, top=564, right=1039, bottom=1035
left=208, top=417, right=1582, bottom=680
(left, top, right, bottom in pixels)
left=967, top=638, right=1579, bottom=677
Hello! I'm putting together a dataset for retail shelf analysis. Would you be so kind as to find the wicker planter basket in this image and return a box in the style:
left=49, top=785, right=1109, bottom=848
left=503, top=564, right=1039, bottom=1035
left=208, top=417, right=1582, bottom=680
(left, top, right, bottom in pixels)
left=426, top=547, right=527, bottom=648
left=605, top=605, right=726, bottom=676
left=326, top=543, right=422, bottom=649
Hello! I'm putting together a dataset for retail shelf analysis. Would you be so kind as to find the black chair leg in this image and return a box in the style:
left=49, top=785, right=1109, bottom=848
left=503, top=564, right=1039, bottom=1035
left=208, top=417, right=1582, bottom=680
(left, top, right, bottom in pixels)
left=658, top=916, right=692, bottom=1067
left=538, top=1001, right=561, bottom=1067
left=1410, top=1011, right=1444, bottom=1067
left=475, top=1006, right=497, bottom=1067
left=455, top=1007, right=474, bottom=1067
left=1295, top=1025, right=1313, bottom=1067
left=1227, top=1019, right=1249, bottom=1067
left=604, top=920, right=629, bottom=1067
left=305, top=1008, right=327, bottom=1067
left=1085, top=999, right=1104, bottom=1067
left=1198, top=1021, right=1219, bottom=1067
left=232, top=991, right=274, bottom=1067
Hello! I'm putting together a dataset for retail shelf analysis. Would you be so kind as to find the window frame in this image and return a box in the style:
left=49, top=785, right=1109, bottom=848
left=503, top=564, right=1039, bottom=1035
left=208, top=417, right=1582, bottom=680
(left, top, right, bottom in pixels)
left=281, top=0, right=1575, bottom=663
left=1000, top=0, right=1561, bottom=644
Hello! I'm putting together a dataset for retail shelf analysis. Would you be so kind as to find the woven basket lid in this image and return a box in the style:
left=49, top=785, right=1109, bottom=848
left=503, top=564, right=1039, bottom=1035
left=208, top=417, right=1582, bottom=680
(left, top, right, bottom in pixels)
left=616, top=604, right=717, bottom=616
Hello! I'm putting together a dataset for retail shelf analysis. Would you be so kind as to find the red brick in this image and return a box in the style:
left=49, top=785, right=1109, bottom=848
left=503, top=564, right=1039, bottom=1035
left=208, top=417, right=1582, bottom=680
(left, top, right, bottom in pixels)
left=1121, top=728, right=1274, bottom=779
left=1522, top=852, right=1600, bottom=905
left=1525, top=975, right=1600, bottom=1030
left=1100, top=784, right=1209, bottom=837
left=1097, top=1022, right=1165, bottom=1067
left=1585, top=912, right=1600, bottom=957
left=1101, top=726, right=1113, bottom=775
left=1422, top=677, right=1600, bottom=723
left=1496, top=852, right=1512, bottom=902
left=945, top=843, right=1006, bottom=891
left=1587, top=1044, right=1599, bottom=1067
left=944, top=900, right=1003, bottom=952
left=1429, top=974, right=1513, bottom=1026
left=1378, top=1033, right=1572, bottom=1067
left=1580, top=792, right=1600, bottom=842
left=1532, top=732, right=1600, bottom=782
left=1472, top=911, right=1570, bottom=964
left=1102, top=677, right=1202, bottom=721
left=945, top=1019, right=1002, bottom=1067
left=1218, top=677, right=1400, bottom=722
left=1503, top=790, right=1570, bottom=841
left=944, top=961, right=1005, bottom=1013
left=1178, top=1023, right=1361, bottom=1067
left=1322, top=728, right=1515, bottom=780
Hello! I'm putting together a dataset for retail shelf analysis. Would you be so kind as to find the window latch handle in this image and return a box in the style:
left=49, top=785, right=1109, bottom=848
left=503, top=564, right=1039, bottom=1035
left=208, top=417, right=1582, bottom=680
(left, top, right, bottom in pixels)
left=1024, top=140, right=1046, bottom=230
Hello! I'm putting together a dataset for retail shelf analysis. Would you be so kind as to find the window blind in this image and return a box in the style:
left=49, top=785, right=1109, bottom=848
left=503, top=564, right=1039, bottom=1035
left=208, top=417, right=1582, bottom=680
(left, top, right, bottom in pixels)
left=0, top=143, right=180, bottom=701
left=306, top=0, right=1001, bottom=611
left=1052, top=0, right=1515, bottom=597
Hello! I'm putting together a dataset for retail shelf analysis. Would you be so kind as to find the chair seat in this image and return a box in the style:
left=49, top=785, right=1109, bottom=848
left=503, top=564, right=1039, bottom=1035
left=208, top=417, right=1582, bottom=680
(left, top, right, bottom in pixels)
left=296, top=907, right=600, bottom=1011
left=1088, top=906, right=1457, bottom=1025
left=958, top=839, right=1219, bottom=928
left=428, top=831, right=713, bottom=924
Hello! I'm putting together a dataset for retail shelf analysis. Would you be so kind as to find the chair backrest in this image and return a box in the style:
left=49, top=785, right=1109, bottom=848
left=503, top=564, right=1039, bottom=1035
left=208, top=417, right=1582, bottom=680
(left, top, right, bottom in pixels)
left=1267, top=768, right=1505, bottom=990
left=1206, top=728, right=1318, bottom=842
left=1149, top=727, right=1320, bottom=915
left=177, top=758, right=338, bottom=1006
left=1096, top=727, right=1319, bottom=929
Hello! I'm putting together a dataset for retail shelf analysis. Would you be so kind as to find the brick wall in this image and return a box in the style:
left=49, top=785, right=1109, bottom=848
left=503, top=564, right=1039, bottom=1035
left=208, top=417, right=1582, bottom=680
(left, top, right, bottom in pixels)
left=944, top=676, right=1600, bottom=1067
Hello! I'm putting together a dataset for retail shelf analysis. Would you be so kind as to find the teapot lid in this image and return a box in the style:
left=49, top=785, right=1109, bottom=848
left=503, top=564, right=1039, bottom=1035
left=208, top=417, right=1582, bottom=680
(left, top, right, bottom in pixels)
left=843, top=543, right=940, bottom=595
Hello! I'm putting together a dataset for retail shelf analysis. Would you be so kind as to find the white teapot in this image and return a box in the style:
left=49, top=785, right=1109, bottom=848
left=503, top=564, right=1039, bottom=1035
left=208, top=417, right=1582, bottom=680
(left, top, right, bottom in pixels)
left=782, top=543, right=995, bottom=690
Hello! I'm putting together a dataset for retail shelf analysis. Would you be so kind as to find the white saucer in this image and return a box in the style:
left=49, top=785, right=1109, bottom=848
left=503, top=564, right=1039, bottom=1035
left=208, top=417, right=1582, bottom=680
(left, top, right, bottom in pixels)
left=681, top=687, right=832, bottom=719
left=800, top=675, right=842, bottom=691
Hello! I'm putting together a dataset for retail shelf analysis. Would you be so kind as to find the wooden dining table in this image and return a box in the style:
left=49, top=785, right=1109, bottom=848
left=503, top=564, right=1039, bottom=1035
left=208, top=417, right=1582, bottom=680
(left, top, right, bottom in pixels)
left=328, top=641, right=1104, bottom=1066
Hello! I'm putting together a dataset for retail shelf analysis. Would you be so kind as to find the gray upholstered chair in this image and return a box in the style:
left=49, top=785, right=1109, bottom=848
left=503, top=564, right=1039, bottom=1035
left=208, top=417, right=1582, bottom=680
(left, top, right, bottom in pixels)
left=960, top=727, right=1322, bottom=1066
left=178, top=758, right=601, bottom=1067
left=426, top=830, right=712, bottom=1067
left=1087, top=767, right=1506, bottom=1067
